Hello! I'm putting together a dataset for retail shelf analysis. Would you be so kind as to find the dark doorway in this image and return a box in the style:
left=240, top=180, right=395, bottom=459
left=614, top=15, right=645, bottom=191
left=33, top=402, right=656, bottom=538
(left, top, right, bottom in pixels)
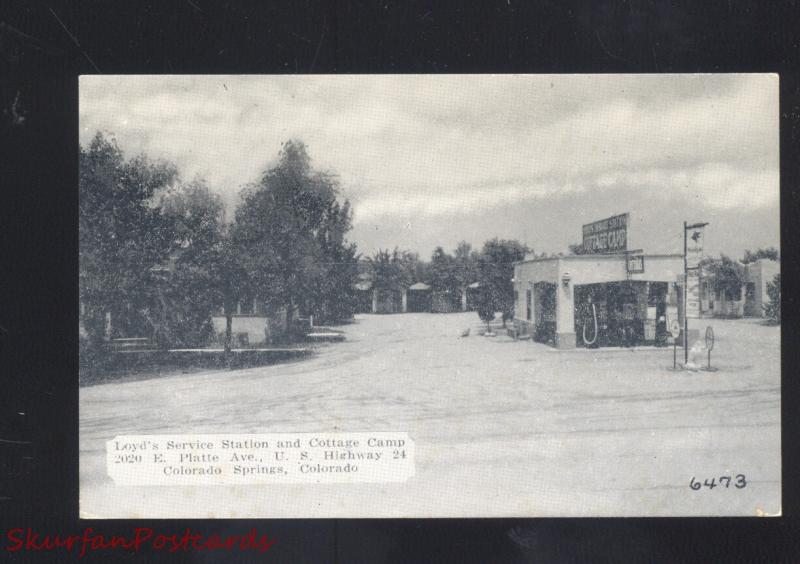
left=407, top=290, right=431, bottom=312
left=574, top=281, right=664, bottom=348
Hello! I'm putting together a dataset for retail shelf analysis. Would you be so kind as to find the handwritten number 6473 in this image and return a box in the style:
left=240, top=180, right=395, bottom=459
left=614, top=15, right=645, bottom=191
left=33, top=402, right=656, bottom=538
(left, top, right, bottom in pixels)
left=690, top=475, right=747, bottom=490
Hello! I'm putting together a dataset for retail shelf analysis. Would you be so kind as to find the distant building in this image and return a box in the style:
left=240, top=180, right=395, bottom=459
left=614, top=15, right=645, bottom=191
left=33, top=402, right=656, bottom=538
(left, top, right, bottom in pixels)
left=354, top=275, right=374, bottom=313
left=407, top=282, right=432, bottom=312
left=700, top=258, right=779, bottom=318
left=744, top=258, right=780, bottom=317
left=210, top=299, right=296, bottom=346
left=351, top=278, right=474, bottom=314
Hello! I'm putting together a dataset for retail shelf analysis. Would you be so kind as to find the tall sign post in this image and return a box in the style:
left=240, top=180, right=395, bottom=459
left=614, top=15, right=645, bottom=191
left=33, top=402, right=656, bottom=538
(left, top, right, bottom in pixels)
left=683, top=221, right=709, bottom=364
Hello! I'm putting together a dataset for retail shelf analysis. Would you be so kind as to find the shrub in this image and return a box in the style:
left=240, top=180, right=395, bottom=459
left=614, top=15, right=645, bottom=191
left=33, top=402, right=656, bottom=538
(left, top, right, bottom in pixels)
left=764, top=273, right=780, bottom=324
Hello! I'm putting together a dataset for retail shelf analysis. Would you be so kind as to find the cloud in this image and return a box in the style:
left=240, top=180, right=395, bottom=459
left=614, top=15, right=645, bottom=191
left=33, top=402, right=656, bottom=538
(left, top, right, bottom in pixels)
left=80, top=74, right=779, bottom=256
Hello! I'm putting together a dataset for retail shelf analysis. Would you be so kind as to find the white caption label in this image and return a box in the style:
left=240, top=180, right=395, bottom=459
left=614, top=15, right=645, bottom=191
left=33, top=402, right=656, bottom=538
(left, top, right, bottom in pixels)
left=106, top=432, right=414, bottom=485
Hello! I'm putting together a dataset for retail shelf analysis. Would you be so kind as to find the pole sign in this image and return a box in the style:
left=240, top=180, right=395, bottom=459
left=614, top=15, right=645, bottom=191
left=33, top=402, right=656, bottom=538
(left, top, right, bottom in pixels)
left=582, top=213, right=629, bottom=254
left=686, top=223, right=706, bottom=269
left=705, top=326, right=714, bottom=351
left=705, top=326, right=715, bottom=370
left=686, top=270, right=701, bottom=318
left=669, top=318, right=681, bottom=370
left=669, top=318, right=681, bottom=338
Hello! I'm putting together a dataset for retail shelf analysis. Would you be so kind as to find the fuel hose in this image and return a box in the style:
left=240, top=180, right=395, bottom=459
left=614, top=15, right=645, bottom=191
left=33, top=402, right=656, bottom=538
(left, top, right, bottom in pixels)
left=582, top=303, right=598, bottom=345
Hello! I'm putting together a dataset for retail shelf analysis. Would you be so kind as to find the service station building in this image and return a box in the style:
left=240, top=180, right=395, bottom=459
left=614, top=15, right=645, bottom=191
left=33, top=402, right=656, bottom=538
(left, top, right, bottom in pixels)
left=512, top=213, right=685, bottom=349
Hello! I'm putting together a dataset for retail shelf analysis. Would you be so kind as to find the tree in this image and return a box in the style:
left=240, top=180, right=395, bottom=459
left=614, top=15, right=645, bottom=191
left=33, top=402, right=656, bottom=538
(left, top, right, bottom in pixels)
left=307, top=235, right=360, bottom=323
left=742, top=247, right=779, bottom=264
left=474, top=253, right=498, bottom=333
left=79, top=132, right=178, bottom=344
left=764, top=273, right=780, bottom=324
left=477, top=238, right=529, bottom=327
left=317, top=199, right=360, bottom=323
left=701, top=255, right=746, bottom=302
left=568, top=242, right=590, bottom=255
left=155, top=179, right=228, bottom=348
left=429, top=247, right=457, bottom=292
left=213, top=231, right=250, bottom=353
left=475, top=290, right=497, bottom=334
left=232, top=140, right=357, bottom=332
left=453, top=241, right=478, bottom=289
left=369, top=248, right=415, bottom=295
left=403, top=251, right=430, bottom=284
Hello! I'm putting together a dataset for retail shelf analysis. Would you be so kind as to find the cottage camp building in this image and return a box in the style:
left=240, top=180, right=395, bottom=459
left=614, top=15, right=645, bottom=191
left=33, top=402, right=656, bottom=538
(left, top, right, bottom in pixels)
left=354, top=279, right=476, bottom=314
left=353, top=258, right=478, bottom=314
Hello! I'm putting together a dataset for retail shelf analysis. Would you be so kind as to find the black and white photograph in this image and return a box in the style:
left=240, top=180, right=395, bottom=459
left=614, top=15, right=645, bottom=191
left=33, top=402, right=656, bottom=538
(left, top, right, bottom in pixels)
left=78, top=73, right=780, bottom=519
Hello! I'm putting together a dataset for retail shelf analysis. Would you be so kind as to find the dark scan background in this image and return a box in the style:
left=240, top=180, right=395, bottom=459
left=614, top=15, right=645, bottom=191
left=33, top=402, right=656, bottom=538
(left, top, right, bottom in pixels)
left=1, top=1, right=799, bottom=562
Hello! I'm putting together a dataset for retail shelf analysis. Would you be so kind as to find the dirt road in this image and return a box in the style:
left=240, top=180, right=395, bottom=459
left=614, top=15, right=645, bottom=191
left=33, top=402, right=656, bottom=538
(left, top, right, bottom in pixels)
left=80, top=313, right=780, bottom=518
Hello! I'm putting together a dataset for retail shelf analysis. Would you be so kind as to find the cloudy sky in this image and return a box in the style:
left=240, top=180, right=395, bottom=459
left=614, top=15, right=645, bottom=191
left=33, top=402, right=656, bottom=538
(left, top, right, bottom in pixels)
left=79, top=74, right=779, bottom=259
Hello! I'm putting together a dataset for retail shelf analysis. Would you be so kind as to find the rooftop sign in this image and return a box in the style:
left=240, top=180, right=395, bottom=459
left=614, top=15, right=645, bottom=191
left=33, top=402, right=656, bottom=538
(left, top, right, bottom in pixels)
left=582, top=213, right=629, bottom=254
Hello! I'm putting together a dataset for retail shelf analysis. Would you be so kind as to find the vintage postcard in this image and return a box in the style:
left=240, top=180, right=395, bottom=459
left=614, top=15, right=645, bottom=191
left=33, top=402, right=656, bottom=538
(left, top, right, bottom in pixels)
left=79, top=74, right=780, bottom=518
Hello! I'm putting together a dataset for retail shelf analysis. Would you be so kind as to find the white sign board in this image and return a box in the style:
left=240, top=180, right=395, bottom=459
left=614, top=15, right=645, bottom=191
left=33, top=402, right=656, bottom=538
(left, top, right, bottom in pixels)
left=686, top=270, right=701, bottom=318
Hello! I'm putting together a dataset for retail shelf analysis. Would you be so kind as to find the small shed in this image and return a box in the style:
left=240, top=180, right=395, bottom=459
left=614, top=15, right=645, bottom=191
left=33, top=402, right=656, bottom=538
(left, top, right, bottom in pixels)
left=465, top=281, right=480, bottom=311
left=353, top=279, right=374, bottom=313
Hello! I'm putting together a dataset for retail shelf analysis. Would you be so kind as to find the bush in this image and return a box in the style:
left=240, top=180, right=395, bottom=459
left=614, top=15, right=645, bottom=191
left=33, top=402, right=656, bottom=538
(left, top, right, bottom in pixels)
left=475, top=285, right=496, bottom=333
left=79, top=335, right=110, bottom=384
left=764, top=273, right=780, bottom=324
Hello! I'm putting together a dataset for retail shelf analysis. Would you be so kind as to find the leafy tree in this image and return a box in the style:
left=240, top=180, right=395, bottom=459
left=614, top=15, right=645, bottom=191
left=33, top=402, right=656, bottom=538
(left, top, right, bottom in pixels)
left=474, top=254, right=498, bottom=333
left=568, top=242, right=590, bottom=255
left=742, top=247, right=779, bottom=264
left=477, top=238, right=529, bottom=327
left=154, top=179, right=228, bottom=348
left=475, top=288, right=496, bottom=334
left=403, top=251, right=430, bottom=284
left=79, top=132, right=178, bottom=344
left=232, top=140, right=357, bottom=332
left=453, top=241, right=479, bottom=289
left=307, top=233, right=360, bottom=323
left=429, top=246, right=457, bottom=292
left=317, top=199, right=360, bottom=323
left=701, top=254, right=746, bottom=302
left=764, top=273, right=780, bottom=324
left=369, top=248, right=415, bottom=294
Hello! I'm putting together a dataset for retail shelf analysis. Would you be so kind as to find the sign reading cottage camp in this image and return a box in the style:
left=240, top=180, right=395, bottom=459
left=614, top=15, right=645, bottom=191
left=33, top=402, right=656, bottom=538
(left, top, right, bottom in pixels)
left=582, top=213, right=629, bottom=254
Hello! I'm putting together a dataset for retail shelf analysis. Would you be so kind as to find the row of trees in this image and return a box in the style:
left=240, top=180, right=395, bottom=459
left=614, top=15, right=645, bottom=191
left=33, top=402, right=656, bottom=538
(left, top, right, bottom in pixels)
left=366, top=239, right=529, bottom=326
left=80, top=130, right=531, bottom=356
left=367, top=242, right=481, bottom=296
left=80, top=133, right=359, bottom=352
